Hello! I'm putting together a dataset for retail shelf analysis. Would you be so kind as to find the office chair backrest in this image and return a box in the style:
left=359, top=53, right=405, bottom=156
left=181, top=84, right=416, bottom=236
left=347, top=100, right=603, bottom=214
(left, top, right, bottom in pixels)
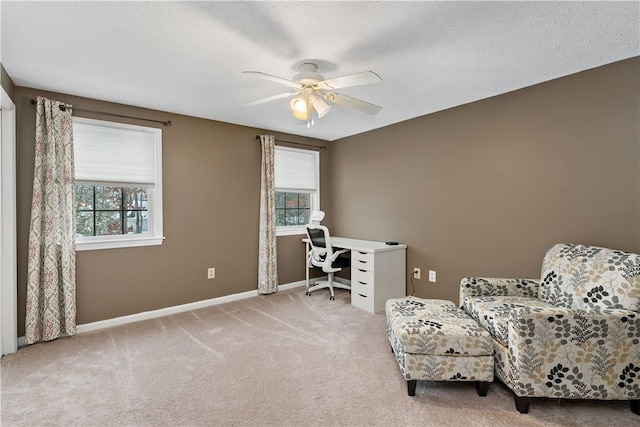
left=307, top=226, right=327, bottom=248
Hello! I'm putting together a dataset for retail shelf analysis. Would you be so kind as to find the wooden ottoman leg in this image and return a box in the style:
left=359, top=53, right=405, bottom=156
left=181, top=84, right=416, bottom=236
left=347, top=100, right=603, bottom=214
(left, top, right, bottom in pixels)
left=407, top=380, right=417, bottom=396
left=514, top=396, right=530, bottom=414
left=476, top=381, right=489, bottom=397
left=631, top=400, right=639, bottom=415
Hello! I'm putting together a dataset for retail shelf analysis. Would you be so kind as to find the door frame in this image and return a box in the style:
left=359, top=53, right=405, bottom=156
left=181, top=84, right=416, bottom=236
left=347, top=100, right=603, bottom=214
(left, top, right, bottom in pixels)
left=1, top=86, right=17, bottom=356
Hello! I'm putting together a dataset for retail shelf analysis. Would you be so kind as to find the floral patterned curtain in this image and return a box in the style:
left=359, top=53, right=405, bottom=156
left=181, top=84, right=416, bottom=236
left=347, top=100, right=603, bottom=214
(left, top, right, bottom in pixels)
left=25, top=97, right=76, bottom=344
left=258, top=135, right=278, bottom=294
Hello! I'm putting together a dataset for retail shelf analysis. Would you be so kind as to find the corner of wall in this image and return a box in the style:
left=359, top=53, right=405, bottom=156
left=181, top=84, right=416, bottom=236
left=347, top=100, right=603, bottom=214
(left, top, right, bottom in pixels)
left=0, top=63, right=16, bottom=103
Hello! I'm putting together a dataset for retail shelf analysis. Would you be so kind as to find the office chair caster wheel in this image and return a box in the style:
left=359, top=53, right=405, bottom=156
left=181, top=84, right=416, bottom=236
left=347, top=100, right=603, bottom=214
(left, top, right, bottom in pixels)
left=306, top=291, right=311, bottom=296
left=329, top=296, right=335, bottom=301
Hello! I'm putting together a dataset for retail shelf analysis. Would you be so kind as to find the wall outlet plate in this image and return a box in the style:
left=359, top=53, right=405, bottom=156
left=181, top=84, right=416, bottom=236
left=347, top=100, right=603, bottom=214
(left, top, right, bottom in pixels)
left=429, top=270, right=436, bottom=283
left=207, top=267, right=216, bottom=279
left=413, top=268, right=421, bottom=279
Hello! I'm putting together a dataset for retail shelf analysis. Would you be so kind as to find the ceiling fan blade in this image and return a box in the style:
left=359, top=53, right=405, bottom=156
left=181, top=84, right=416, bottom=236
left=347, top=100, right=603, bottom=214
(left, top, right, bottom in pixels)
left=242, top=71, right=300, bottom=89
left=323, top=92, right=382, bottom=115
left=317, top=71, right=382, bottom=90
left=237, top=92, right=297, bottom=109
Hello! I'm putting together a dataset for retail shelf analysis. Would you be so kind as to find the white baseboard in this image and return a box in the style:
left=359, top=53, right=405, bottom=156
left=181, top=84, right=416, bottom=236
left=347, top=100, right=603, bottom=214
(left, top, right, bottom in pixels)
left=17, top=280, right=308, bottom=348
left=278, top=280, right=308, bottom=291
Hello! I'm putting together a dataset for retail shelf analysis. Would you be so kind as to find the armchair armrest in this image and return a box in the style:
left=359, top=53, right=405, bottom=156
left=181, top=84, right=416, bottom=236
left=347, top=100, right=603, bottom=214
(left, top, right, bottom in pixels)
left=459, top=277, right=540, bottom=304
left=506, top=306, right=640, bottom=399
left=509, top=306, right=640, bottom=348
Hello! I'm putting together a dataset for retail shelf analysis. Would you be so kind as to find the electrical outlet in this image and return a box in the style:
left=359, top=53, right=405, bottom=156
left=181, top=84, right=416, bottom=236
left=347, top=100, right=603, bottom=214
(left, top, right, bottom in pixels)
left=429, top=270, right=436, bottom=283
left=207, top=267, right=216, bottom=279
left=413, top=267, right=421, bottom=279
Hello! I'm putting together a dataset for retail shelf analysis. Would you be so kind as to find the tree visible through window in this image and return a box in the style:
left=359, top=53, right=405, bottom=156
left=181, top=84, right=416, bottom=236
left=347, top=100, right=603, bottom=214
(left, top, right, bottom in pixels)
left=76, top=185, right=149, bottom=236
left=275, top=191, right=310, bottom=226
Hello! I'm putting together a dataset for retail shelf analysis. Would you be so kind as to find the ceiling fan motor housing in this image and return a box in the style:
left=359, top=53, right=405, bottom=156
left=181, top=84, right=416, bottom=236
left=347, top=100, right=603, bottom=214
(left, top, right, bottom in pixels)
left=293, top=62, right=324, bottom=86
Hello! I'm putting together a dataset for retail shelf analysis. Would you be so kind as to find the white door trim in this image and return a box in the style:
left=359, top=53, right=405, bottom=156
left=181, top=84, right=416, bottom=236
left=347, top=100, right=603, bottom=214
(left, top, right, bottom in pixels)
left=1, top=87, right=17, bottom=356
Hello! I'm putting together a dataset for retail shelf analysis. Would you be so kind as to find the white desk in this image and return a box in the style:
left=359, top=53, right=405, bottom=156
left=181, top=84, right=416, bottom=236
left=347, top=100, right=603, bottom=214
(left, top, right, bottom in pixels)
left=304, top=237, right=407, bottom=313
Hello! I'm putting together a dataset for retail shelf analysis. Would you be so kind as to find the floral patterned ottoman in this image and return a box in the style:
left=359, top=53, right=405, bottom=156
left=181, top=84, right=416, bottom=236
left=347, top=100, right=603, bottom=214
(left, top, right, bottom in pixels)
left=386, top=298, right=494, bottom=396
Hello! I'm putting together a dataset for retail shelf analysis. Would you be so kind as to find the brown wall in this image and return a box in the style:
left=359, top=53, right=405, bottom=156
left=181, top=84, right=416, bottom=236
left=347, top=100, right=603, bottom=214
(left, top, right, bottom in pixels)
left=12, top=57, right=639, bottom=334
left=330, top=57, right=640, bottom=304
left=1, top=63, right=16, bottom=101
left=14, top=88, right=330, bottom=335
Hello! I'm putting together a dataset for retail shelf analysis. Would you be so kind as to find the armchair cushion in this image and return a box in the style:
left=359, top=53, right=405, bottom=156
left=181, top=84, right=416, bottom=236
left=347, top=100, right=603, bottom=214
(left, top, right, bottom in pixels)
left=463, top=296, right=556, bottom=346
left=459, top=277, right=540, bottom=302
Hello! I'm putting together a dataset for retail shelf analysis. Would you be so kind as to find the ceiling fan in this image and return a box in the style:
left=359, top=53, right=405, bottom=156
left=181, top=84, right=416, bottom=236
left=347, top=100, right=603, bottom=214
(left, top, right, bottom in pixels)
left=241, top=62, right=382, bottom=127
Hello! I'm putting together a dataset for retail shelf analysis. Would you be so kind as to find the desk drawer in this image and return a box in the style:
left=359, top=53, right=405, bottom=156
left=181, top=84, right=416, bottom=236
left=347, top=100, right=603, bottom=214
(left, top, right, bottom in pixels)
left=351, top=269, right=374, bottom=287
left=351, top=251, right=374, bottom=270
left=351, top=279, right=373, bottom=297
left=351, top=292, right=374, bottom=312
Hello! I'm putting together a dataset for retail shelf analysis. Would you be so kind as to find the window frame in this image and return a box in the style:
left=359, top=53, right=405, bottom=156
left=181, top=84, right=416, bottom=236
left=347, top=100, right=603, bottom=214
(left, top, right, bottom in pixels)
left=73, top=117, right=164, bottom=251
left=274, top=146, right=320, bottom=237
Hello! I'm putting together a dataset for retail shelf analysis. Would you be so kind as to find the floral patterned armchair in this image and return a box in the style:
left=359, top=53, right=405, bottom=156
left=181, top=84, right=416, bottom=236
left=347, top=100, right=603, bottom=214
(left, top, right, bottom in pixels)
left=459, top=243, right=640, bottom=415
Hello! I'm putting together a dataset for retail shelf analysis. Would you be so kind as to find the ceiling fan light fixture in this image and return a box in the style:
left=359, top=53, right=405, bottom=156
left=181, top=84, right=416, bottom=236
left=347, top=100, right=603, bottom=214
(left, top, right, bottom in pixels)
left=310, top=96, right=331, bottom=118
left=290, top=97, right=309, bottom=121
left=290, top=97, right=307, bottom=113
left=292, top=110, right=308, bottom=121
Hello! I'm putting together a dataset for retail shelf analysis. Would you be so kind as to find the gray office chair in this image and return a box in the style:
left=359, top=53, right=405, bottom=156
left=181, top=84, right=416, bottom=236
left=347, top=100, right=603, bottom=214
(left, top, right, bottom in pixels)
left=305, top=211, right=351, bottom=300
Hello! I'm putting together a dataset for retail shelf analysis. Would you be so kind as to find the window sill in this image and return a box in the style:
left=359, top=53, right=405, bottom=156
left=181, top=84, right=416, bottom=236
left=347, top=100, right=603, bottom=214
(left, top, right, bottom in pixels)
left=276, top=226, right=306, bottom=237
left=76, top=235, right=165, bottom=251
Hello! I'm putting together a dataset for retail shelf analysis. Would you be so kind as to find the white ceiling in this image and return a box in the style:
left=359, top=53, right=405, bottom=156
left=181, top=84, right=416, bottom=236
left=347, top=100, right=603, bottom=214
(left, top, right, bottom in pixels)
left=2, top=1, right=639, bottom=141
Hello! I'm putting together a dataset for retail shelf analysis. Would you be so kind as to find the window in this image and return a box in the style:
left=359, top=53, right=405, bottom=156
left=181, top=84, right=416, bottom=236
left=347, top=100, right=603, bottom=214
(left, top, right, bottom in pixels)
left=73, top=117, right=163, bottom=250
left=76, top=186, right=148, bottom=236
left=275, top=191, right=310, bottom=227
left=274, top=146, right=319, bottom=236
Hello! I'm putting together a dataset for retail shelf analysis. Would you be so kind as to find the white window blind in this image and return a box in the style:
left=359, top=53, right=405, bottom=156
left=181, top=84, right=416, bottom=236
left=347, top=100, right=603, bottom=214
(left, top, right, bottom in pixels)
left=72, top=117, right=164, bottom=251
left=73, top=119, right=158, bottom=185
left=274, top=146, right=318, bottom=192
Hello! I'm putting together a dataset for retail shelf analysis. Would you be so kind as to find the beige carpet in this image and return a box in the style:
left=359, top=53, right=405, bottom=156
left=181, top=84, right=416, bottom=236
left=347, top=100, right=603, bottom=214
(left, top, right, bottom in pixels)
left=1, top=288, right=637, bottom=426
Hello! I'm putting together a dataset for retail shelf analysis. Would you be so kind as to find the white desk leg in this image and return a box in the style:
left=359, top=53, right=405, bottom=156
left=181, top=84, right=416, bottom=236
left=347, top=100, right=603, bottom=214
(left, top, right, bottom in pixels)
left=305, top=241, right=310, bottom=289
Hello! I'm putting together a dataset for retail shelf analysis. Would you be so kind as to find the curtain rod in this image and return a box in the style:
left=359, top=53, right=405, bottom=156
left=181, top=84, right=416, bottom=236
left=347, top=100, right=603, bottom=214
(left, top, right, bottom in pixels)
left=29, top=99, right=171, bottom=126
left=255, top=135, right=326, bottom=150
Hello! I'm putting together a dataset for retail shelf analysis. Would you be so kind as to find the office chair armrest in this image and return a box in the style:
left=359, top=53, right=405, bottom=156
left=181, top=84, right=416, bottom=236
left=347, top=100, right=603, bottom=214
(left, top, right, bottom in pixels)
left=328, top=248, right=349, bottom=262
